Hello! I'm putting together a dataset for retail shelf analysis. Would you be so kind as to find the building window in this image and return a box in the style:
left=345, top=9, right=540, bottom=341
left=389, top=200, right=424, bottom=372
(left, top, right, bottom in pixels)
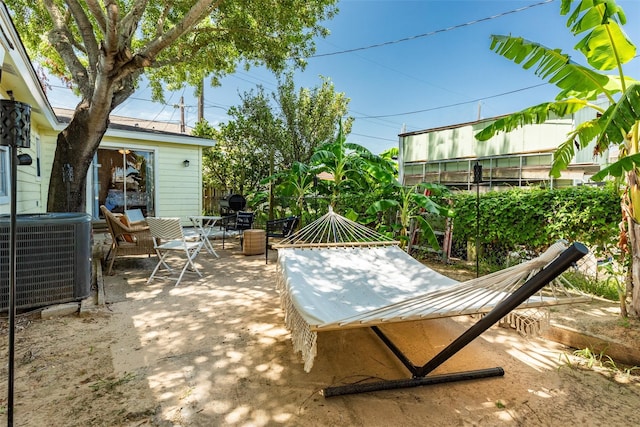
left=96, top=147, right=155, bottom=217
left=0, top=147, right=9, bottom=204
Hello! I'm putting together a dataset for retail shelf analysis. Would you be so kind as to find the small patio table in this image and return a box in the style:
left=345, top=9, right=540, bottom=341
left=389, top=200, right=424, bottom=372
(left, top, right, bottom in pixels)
left=188, top=215, right=223, bottom=258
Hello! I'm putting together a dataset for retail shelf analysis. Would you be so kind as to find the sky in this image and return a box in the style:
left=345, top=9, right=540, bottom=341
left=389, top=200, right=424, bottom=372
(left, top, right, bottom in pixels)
left=47, top=0, right=640, bottom=155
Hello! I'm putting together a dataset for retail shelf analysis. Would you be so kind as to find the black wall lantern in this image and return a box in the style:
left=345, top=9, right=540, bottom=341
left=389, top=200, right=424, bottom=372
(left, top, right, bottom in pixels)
left=1, top=95, right=32, bottom=425
left=1, top=98, right=31, bottom=148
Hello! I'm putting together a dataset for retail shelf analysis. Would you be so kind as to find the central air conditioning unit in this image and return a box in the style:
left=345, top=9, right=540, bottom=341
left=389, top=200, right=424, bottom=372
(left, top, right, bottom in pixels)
left=0, top=213, right=92, bottom=311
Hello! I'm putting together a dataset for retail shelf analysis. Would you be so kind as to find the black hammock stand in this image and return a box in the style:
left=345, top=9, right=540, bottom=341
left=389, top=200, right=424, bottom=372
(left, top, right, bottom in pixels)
left=322, top=242, right=588, bottom=397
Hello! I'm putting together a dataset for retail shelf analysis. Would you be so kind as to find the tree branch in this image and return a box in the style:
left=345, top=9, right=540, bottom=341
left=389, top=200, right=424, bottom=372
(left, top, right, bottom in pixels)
left=42, top=0, right=91, bottom=98
left=88, top=0, right=121, bottom=117
left=84, top=0, right=107, bottom=35
left=103, top=0, right=119, bottom=58
left=112, top=71, right=142, bottom=108
left=156, top=3, right=170, bottom=38
left=109, top=0, right=219, bottom=85
left=65, top=0, right=100, bottom=82
left=141, top=0, right=218, bottom=60
left=120, top=0, right=148, bottom=48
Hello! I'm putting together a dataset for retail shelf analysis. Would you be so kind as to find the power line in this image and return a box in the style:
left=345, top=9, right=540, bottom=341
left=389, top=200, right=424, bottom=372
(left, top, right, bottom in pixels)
left=309, top=0, right=555, bottom=58
left=350, top=132, right=397, bottom=143
left=355, top=83, right=550, bottom=119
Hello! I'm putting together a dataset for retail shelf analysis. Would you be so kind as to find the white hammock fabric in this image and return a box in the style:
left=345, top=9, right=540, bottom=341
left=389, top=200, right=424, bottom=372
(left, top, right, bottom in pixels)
left=275, top=210, right=586, bottom=372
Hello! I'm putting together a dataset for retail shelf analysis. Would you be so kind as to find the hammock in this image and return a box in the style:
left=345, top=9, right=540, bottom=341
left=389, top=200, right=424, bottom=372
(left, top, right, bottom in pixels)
left=274, top=208, right=589, bottom=396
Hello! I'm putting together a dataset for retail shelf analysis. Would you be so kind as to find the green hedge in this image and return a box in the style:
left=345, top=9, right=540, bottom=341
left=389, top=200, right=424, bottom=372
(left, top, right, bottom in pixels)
left=451, top=186, right=620, bottom=259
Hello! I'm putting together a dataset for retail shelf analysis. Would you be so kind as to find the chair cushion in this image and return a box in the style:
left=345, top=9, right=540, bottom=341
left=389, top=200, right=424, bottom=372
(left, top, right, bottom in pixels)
left=119, top=215, right=135, bottom=243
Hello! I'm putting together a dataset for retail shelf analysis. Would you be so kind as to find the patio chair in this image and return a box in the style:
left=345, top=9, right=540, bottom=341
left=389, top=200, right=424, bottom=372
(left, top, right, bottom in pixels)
left=265, top=215, right=299, bottom=264
left=222, top=211, right=255, bottom=249
left=146, top=217, right=204, bottom=286
left=100, top=205, right=156, bottom=275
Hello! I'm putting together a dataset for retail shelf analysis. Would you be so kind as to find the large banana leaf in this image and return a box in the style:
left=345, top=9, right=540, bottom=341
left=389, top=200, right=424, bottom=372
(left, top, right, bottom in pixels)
left=597, top=82, right=640, bottom=145
left=550, top=118, right=606, bottom=178
left=549, top=83, right=640, bottom=177
left=591, top=152, right=640, bottom=181
left=488, top=36, right=613, bottom=100
left=475, top=99, right=588, bottom=141
left=562, top=0, right=635, bottom=71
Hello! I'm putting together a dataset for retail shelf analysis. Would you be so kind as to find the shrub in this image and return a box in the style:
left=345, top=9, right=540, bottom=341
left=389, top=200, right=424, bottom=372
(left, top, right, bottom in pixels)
left=450, top=185, right=620, bottom=262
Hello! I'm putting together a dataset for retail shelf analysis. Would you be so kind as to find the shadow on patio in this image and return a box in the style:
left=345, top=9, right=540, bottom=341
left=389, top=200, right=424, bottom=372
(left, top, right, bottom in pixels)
left=89, top=237, right=640, bottom=426
left=5, top=235, right=637, bottom=425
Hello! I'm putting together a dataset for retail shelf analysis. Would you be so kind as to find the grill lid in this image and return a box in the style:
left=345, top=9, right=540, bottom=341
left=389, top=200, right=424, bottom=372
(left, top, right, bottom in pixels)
left=219, top=194, right=246, bottom=211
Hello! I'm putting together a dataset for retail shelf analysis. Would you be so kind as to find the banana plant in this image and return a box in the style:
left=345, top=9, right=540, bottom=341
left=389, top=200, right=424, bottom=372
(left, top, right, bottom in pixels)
left=475, top=0, right=640, bottom=317
left=366, top=182, right=451, bottom=251
left=310, top=121, right=397, bottom=209
left=261, top=161, right=320, bottom=218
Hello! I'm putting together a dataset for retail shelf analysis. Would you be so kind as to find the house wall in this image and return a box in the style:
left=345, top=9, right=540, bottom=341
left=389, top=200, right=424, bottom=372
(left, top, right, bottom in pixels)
left=2, top=100, right=209, bottom=223
left=402, top=118, right=574, bottom=163
left=1, top=4, right=51, bottom=216
left=16, top=128, right=45, bottom=213
left=155, top=143, right=202, bottom=219
left=93, top=137, right=203, bottom=222
left=0, top=118, right=45, bottom=216
left=400, top=114, right=609, bottom=188
left=36, top=130, right=205, bottom=223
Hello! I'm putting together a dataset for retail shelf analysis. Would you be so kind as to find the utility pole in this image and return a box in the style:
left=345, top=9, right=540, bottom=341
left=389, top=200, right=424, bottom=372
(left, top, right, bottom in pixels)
left=179, top=96, right=185, bottom=133
left=198, top=79, right=204, bottom=122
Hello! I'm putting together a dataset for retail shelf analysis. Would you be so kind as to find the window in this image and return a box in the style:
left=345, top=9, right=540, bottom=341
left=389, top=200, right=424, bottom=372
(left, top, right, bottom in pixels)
left=404, top=164, right=423, bottom=175
left=0, top=147, right=9, bottom=204
left=96, top=147, right=155, bottom=217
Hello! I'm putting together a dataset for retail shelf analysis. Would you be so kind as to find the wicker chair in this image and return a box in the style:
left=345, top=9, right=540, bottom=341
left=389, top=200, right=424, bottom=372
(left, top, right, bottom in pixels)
left=100, top=205, right=156, bottom=275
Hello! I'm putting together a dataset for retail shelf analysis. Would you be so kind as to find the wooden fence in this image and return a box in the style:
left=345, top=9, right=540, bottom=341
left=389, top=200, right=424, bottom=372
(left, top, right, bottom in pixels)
left=202, top=185, right=224, bottom=215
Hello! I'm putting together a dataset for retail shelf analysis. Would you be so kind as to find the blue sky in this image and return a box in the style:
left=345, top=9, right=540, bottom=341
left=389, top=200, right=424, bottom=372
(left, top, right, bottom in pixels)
left=49, top=0, right=640, bottom=155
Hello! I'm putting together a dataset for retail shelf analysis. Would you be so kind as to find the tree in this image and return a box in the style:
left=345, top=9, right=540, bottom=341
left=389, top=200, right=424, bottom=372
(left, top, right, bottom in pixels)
left=474, top=0, right=640, bottom=316
left=193, top=88, right=283, bottom=197
left=211, top=122, right=269, bottom=195
left=276, top=73, right=353, bottom=167
left=192, top=121, right=229, bottom=189
left=199, top=74, right=352, bottom=218
left=5, top=0, right=337, bottom=212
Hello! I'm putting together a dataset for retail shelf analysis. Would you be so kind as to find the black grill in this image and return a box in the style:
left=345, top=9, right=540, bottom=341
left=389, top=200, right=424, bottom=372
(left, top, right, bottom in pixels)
left=219, top=194, right=246, bottom=215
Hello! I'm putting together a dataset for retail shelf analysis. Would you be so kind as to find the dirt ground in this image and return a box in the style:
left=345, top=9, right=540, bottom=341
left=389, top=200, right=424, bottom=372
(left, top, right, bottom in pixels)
left=1, top=241, right=640, bottom=426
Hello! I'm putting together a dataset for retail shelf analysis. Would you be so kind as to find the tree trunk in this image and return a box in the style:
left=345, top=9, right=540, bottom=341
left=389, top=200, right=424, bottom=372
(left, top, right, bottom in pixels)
left=47, top=104, right=109, bottom=212
left=629, top=219, right=640, bottom=317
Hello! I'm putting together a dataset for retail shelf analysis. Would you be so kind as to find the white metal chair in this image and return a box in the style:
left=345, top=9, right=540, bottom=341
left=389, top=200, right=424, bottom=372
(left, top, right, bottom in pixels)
left=146, top=217, right=204, bottom=286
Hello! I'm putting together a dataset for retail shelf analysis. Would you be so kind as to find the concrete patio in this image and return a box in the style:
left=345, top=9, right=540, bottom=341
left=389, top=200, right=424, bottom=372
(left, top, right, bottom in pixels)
left=70, top=233, right=638, bottom=426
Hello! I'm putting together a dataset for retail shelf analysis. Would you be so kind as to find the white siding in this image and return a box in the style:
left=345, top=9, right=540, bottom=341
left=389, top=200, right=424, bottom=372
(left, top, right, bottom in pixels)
left=14, top=129, right=44, bottom=213
left=0, top=118, right=46, bottom=215
left=37, top=129, right=59, bottom=212
left=402, top=118, right=574, bottom=163
left=155, top=144, right=202, bottom=222
left=96, top=138, right=203, bottom=223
